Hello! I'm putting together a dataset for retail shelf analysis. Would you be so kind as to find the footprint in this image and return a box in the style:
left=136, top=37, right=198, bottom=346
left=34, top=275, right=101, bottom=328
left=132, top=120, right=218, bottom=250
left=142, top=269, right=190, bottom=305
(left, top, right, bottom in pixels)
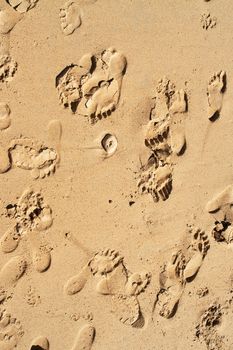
left=111, top=294, right=141, bottom=326
left=155, top=251, right=186, bottom=318
left=144, top=119, right=170, bottom=151
left=0, top=308, right=24, bottom=350
left=0, top=103, right=11, bottom=130
left=150, top=76, right=175, bottom=122
left=30, top=336, right=49, bottom=350
left=47, top=119, right=62, bottom=165
left=207, top=71, right=226, bottom=120
left=64, top=265, right=91, bottom=295
left=0, top=144, right=10, bottom=173
left=96, top=263, right=127, bottom=295
left=25, top=285, right=41, bottom=306
left=196, top=303, right=224, bottom=350
left=138, top=156, right=172, bottom=202
left=125, top=271, right=151, bottom=296
left=0, top=255, right=27, bottom=302
left=0, top=189, right=53, bottom=272
left=0, top=6, right=22, bottom=34
left=4, top=188, right=53, bottom=234
left=65, top=249, right=151, bottom=327
left=71, top=324, right=95, bottom=350
left=59, top=0, right=82, bottom=36
left=201, top=12, right=217, bottom=30
left=183, top=226, right=210, bottom=281
left=56, top=54, right=93, bottom=112
left=0, top=54, right=17, bottom=82
left=27, top=231, right=51, bottom=273
left=169, top=89, right=187, bottom=155
left=0, top=225, right=21, bottom=253
left=206, top=185, right=233, bottom=213
left=64, top=249, right=124, bottom=296
left=8, top=136, right=59, bottom=179
left=56, top=48, right=127, bottom=123
left=88, top=249, right=123, bottom=276
left=141, top=78, right=187, bottom=203
left=6, top=0, right=39, bottom=13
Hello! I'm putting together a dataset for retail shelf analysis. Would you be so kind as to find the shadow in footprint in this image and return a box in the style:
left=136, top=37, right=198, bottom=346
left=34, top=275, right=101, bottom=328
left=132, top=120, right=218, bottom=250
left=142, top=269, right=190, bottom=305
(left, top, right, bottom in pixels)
left=132, top=312, right=145, bottom=329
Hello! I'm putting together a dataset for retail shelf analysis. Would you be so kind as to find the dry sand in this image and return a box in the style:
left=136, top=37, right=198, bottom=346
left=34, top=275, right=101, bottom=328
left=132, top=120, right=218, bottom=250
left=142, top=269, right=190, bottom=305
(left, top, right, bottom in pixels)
left=0, top=0, right=233, bottom=349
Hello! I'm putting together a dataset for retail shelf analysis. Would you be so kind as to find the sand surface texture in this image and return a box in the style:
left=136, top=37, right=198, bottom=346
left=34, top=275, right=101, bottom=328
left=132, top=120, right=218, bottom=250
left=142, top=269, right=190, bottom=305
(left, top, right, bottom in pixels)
left=0, top=0, right=233, bottom=349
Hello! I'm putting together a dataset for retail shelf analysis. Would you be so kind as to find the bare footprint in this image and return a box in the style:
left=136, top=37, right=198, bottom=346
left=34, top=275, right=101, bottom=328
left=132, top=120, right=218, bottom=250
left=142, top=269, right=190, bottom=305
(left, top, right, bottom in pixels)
left=30, top=336, right=49, bottom=350
left=0, top=255, right=27, bottom=302
left=0, top=225, right=21, bottom=253
left=0, top=144, right=10, bottom=173
left=71, top=324, right=95, bottom=350
left=0, top=5, right=22, bottom=34
left=144, top=119, right=169, bottom=151
left=59, top=0, right=82, bottom=36
left=82, top=50, right=127, bottom=123
left=0, top=103, right=11, bottom=130
left=196, top=303, right=224, bottom=350
left=155, top=251, right=186, bottom=318
left=183, top=226, right=210, bottom=281
left=125, top=271, right=151, bottom=296
left=27, top=231, right=51, bottom=273
left=111, top=294, right=141, bottom=326
left=151, top=76, right=175, bottom=122
left=8, top=136, right=59, bottom=179
left=47, top=119, right=62, bottom=165
left=169, top=89, right=187, bottom=155
left=0, top=308, right=24, bottom=350
left=6, top=0, right=38, bottom=13
left=96, top=263, right=127, bottom=295
left=64, top=265, right=91, bottom=295
left=138, top=156, right=172, bottom=202
left=0, top=189, right=53, bottom=272
left=0, top=54, right=17, bottom=82
left=65, top=249, right=150, bottom=327
left=207, top=70, right=226, bottom=120
left=56, top=48, right=127, bottom=123
left=206, top=185, right=233, bottom=213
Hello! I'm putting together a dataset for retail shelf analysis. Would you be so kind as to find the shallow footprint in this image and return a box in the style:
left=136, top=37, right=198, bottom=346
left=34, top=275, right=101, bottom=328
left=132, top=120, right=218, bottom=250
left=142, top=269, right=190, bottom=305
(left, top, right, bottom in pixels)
left=184, top=226, right=210, bottom=281
left=28, top=231, right=51, bottom=273
left=30, top=336, right=49, bottom=350
left=207, top=70, right=226, bottom=120
left=64, top=265, right=90, bottom=295
left=0, top=103, right=11, bottom=130
left=0, top=225, right=20, bottom=253
left=0, top=255, right=27, bottom=302
left=169, top=89, right=187, bottom=155
left=59, top=0, right=82, bottom=36
left=47, top=119, right=62, bottom=164
left=156, top=250, right=186, bottom=318
left=0, top=144, right=10, bottom=173
left=0, top=6, right=22, bottom=34
left=96, top=263, right=127, bottom=295
left=71, top=324, right=95, bottom=350
left=111, top=294, right=141, bottom=326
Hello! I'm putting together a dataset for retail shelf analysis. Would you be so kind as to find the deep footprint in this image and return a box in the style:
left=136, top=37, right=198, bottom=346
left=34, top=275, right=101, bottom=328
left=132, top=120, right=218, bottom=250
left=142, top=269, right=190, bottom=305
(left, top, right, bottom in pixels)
left=56, top=48, right=127, bottom=123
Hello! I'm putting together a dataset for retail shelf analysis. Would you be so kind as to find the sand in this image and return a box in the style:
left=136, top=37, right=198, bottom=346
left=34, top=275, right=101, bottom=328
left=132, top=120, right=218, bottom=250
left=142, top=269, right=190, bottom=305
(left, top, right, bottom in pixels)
left=0, top=0, right=233, bottom=349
